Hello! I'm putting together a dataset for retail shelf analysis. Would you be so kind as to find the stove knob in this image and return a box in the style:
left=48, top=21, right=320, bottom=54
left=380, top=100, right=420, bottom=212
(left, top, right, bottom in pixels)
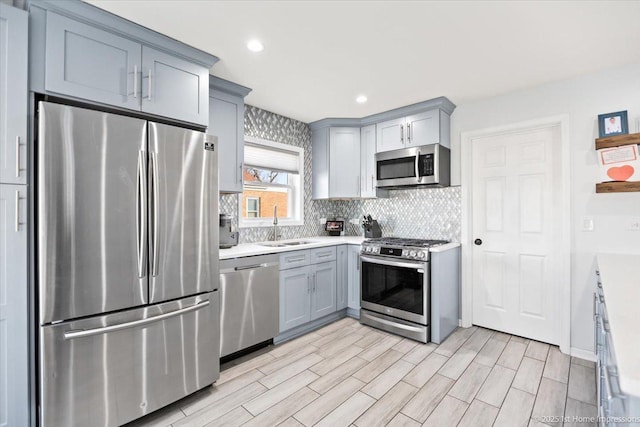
left=366, top=247, right=372, bottom=253
left=417, top=251, right=426, bottom=259
left=409, top=250, right=417, bottom=258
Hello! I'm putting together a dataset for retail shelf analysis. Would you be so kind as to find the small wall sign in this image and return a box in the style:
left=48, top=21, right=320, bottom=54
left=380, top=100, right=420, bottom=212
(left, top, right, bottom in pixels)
left=597, top=144, right=640, bottom=182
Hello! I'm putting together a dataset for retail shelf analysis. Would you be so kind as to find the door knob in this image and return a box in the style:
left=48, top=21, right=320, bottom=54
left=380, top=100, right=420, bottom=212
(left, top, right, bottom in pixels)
left=474, top=239, right=483, bottom=246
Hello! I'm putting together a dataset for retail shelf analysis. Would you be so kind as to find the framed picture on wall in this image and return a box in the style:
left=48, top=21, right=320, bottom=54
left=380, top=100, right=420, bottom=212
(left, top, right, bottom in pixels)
left=598, top=110, right=628, bottom=138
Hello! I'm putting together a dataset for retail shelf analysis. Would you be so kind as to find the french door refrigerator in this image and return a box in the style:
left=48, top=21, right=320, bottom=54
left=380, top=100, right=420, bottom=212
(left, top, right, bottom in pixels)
left=36, top=101, right=219, bottom=427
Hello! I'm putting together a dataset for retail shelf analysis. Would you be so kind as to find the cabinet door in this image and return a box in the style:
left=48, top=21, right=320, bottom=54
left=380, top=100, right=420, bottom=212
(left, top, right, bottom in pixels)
left=210, top=91, right=244, bottom=193
left=405, top=110, right=439, bottom=147
left=141, top=46, right=209, bottom=126
left=329, top=127, right=361, bottom=198
left=347, top=245, right=361, bottom=310
left=376, top=117, right=405, bottom=153
left=45, top=12, right=141, bottom=110
left=336, top=245, right=348, bottom=310
left=0, top=185, right=28, bottom=427
left=311, top=261, right=337, bottom=320
left=360, top=124, right=376, bottom=198
left=279, top=267, right=311, bottom=332
left=0, top=6, right=27, bottom=185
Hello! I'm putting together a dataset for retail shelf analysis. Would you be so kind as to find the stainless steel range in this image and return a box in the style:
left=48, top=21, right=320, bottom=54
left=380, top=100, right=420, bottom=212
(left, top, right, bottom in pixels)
left=360, top=237, right=449, bottom=343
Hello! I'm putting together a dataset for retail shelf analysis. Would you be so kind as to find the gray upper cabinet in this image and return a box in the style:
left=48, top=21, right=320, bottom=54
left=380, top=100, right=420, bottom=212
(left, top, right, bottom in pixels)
left=141, top=46, right=209, bottom=125
left=31, top=2, right=218, bottom=126
left=209, top=76, right=251, bottom=193
left=313, top=126, right=361, bottom=199
left=0, top=6, right=28, bottom=185
left=45, top=12, right=141, bottom=111
left=376, top=117, right=405, bottom=153
left=405, top=110, right=450, bottom=148
left=376, top=109, right=450, bottom=153
left=360, top=124, right=376, bottom=198
left=329, top=128, right=361, bottom=198
left=0, top=184, right=29, bottom=427
left=310, top=98, right=455, bottom=199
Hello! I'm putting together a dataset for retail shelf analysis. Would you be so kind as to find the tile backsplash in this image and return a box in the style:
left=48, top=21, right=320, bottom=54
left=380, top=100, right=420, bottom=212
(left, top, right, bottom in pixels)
left=220, top=105, right=461, bottom=244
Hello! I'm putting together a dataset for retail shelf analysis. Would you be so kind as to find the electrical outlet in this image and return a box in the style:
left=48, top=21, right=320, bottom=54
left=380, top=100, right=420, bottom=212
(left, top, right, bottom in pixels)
left=628, top=217, right=640, bottom=231
left=582, top=216, right=594, bottom=232
left=320, top=217, right=326, bottom=224
left=349, top=218, right=360, bottom=225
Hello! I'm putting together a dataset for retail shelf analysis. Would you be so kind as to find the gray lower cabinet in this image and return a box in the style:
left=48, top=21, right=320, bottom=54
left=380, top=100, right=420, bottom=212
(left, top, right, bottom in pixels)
left=347, top=245, right=361, bottom=311
left=336, top=245, right=348, bottom=310
left=279, top=267, right=311, bottom=332
left=209, top=77, right=251, bottom=193
left=0, top=184, right=29, bottom=427
left=278, top=248, right=338, bottom=333
left=310, top=261, right=337, bottom=319
left=0, top=5, right=28, bottom=185
left=39, top=8, right=213, bottom=126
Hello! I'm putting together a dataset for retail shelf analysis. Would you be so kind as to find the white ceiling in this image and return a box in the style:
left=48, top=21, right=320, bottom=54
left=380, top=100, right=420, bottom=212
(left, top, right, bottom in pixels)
left=87, top=1, right=640, bottom=124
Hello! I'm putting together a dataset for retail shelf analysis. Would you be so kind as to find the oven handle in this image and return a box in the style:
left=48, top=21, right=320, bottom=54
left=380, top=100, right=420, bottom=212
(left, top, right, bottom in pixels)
left=360, top=255, right=427, bottom=270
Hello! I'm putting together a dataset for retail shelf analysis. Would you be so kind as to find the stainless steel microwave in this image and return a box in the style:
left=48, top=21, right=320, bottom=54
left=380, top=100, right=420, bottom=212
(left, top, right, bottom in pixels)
left=375, top=143, right=450, bottom=188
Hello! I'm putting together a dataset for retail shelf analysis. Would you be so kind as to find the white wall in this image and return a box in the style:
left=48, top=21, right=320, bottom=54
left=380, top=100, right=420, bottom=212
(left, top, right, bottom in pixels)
left=450, top=62, right=640, bottom=354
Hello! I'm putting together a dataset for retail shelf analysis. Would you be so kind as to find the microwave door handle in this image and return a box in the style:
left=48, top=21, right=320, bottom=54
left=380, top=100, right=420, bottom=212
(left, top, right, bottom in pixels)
left=415, top=149, right=421, bottom=183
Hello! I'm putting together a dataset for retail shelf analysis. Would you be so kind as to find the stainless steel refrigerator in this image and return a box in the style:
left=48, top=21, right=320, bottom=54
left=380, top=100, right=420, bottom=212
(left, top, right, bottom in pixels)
left=36, top=101, right=219, bottom=427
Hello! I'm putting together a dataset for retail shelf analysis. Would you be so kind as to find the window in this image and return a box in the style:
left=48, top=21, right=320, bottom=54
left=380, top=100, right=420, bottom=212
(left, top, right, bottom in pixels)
left=239, top=136, right=304, bottom=227
left=246, top=197, right=260, bottom=217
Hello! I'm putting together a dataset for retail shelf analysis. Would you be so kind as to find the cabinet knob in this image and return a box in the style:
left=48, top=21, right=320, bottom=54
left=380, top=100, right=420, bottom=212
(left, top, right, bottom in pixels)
left=474, top=239, right=483, bottom=246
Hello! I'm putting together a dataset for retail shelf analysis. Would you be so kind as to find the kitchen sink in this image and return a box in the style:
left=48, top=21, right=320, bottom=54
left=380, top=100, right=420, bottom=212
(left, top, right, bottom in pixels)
left=258, top=240, right=314, bottom=247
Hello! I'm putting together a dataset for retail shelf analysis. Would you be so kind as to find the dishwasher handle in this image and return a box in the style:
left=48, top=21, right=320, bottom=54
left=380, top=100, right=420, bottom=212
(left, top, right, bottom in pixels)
left=221, top=261, right=279, bottom=274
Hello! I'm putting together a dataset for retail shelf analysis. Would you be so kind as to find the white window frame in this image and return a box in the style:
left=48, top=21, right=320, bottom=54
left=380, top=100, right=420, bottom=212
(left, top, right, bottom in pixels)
left=238, top=136, right=304, bottom=228
left=246, top=197, right=260, bottom=218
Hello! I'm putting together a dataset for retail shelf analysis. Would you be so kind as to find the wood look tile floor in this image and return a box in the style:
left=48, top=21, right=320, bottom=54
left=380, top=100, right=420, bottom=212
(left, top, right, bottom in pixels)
left=128, top=318, right=597, bottom=427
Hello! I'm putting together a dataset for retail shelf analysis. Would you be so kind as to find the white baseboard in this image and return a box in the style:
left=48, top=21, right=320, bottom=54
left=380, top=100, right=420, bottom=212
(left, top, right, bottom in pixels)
left=570, top=347, right=596, bottom=362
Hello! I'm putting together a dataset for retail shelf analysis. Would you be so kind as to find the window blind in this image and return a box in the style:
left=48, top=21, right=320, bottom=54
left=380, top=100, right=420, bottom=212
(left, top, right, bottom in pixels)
left=244, top=142, right=300, bottom=174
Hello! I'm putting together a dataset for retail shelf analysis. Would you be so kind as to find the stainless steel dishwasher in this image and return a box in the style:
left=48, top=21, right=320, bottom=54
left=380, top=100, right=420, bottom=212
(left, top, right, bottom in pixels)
left=219, top=254, right=280, bottom=358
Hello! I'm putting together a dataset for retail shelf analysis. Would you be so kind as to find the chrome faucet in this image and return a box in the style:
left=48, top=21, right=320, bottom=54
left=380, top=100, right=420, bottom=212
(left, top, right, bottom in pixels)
left=271, top=205, right=279, bottom=241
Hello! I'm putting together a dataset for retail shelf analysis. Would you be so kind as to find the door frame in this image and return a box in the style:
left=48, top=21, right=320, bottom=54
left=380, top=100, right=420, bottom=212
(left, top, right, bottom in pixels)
left=460, top=114, right=571, bottom=354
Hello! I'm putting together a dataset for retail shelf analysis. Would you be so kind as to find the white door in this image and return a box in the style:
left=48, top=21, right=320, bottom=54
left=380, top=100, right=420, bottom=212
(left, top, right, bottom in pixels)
left=471, top=125, right=561, bottom=344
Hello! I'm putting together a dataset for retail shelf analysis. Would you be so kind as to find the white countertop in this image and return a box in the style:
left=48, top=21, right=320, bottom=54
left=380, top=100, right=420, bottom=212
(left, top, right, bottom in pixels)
left=220, top=237, right=461, bottom=260
left=597, top=253, right=640, bottom=397
left=219, top=236, right=365, bottom=260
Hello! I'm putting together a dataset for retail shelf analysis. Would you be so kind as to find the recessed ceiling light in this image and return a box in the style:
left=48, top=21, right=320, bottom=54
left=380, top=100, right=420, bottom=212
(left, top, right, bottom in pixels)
left=247, top=39, right=264, bottom=52
left=356, top=95, right=368, bottom=104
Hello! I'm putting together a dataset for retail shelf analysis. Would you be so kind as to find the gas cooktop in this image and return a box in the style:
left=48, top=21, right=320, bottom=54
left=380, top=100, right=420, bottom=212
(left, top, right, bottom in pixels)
left=361, top=237, right=449, bottom=260
left=364, top=237, right=449, bottom=248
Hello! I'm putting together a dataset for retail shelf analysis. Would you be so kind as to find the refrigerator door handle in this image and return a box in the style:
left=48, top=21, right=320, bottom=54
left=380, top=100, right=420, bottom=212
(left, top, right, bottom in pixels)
left=136, top=150, right=148, bottom=278
left=151, top=151, right=160, bottom=277
left=63, top=299, right=210, bottom=340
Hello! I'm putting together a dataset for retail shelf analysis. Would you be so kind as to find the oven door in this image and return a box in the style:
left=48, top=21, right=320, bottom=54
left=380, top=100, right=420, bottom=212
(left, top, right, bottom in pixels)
left=360, top=255, right=429, bottom=325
